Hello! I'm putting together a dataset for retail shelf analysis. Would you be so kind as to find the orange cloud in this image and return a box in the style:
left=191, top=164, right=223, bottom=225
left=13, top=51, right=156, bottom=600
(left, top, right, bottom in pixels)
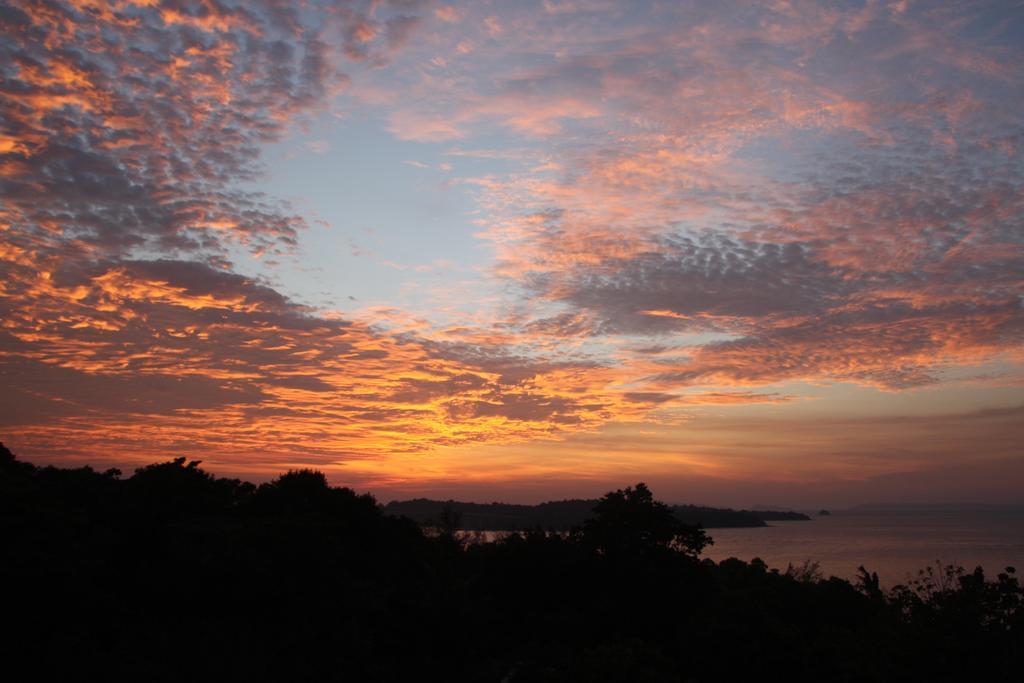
left=2, top=0, right=1022, bottom=496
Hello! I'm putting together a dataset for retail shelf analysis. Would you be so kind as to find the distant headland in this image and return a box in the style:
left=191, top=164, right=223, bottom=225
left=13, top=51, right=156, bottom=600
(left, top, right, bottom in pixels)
left=383, top=498, right=810, bottom=530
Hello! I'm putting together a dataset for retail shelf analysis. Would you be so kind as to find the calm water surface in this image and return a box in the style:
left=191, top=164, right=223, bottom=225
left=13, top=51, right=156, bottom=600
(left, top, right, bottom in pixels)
left=702, top=510, right=1024, bottom=586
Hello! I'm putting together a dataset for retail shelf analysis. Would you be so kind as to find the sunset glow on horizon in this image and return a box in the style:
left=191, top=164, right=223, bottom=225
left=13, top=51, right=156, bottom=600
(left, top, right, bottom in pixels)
left=2, top=0, right=1022, bottom=506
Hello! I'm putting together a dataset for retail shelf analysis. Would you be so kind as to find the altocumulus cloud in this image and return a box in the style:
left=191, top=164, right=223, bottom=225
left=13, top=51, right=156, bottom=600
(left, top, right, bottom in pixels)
left=0, top=0, right=663, bottom=474
left=1, top=0, right=1023, bottom=481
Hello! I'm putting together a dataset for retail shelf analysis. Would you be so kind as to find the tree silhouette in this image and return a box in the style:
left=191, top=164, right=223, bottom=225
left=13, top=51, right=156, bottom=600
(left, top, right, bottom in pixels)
left=2, top=445, right=1021, bottom=682
left=422, top=503, right=463, bottom=539
left=0, top=441, right=34, bottom=476
left=126, top=456, right=249, bottom=517
left=856, top=565, right=884, bottom=601
left=582, top=483, right=710, bottom=558
left=248, top=468, right=379, bottom=520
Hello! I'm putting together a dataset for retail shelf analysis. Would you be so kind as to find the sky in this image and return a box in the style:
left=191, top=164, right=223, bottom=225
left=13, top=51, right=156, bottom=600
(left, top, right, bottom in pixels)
left=1, top=0, right=1023, bottom=508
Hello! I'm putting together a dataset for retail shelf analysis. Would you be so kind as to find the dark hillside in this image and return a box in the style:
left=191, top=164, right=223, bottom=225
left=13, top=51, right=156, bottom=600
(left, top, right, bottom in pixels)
left=2, top=443, right=1018, bottom=682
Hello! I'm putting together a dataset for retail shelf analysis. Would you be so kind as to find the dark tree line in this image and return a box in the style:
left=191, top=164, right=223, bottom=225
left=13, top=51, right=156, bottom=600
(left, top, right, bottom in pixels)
left=1, top=442, right=1020, bottom=681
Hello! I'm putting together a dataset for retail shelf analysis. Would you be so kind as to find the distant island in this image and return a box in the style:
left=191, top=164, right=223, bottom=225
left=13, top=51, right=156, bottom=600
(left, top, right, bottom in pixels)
left=383, top=498, right=810, bottom=530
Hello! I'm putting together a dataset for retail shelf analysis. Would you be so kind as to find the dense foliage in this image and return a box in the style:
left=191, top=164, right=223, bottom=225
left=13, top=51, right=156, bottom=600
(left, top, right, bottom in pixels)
left=2, top=443, right=1020, bottom=681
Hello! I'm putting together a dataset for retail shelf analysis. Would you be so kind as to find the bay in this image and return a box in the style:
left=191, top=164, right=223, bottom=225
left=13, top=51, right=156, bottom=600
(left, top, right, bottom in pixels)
left=702, top=508, right=1024, bottom=587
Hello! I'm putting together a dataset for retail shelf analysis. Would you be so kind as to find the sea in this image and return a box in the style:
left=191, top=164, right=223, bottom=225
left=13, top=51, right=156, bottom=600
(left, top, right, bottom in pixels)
left=701, top=508, right=1024, bottom=587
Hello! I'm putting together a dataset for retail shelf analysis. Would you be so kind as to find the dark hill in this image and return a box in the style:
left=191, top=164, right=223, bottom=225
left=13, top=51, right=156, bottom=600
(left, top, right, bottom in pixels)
left=2, top=443, right=1019, bottom=682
